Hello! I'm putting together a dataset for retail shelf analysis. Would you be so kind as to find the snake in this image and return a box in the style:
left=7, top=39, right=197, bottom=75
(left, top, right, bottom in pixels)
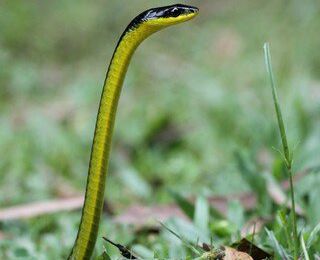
left=68, top=4, right=198, bottom=259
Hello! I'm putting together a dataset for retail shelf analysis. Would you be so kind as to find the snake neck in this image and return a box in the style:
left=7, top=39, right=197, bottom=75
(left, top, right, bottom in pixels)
left=68, top=24, right=159, bottom=260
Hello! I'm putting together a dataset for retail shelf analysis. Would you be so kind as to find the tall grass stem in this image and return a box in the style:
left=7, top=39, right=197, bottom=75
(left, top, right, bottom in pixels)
left=263, top=42, right=298, bottom=260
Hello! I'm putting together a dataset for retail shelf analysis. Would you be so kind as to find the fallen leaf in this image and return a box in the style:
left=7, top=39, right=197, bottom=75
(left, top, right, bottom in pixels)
left=113, top=204, right=187, bottom=227
left=233, top=238, right=272, bottom=260
left=0, top=197, right=84, bottom=221
left=222, top=246, right=253, bottom=260
left=266, top=174, right=304, bottom=215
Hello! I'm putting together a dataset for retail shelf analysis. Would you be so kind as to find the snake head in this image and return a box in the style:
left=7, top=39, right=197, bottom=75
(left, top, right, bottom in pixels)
left=144, top=4, right=199, bottom=25
left=144, top=4, right=199, bottom=26
left=128, top=4, right=199, bottom=30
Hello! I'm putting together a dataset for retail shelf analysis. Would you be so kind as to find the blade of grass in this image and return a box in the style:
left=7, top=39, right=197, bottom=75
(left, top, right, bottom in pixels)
left=306, top=222, right=320, bottom=249
left=194, top=196, right=209, bottom=233
left=95, top=249, right=112, bottom=260
left=265, top=228, right=290, bottom=260
left=158, top=221, right=202, bottom=255
left=301, top=234, right=310, bottom=260
left=278, top=210, right=294, bottom=250
left=263, top=43, right=290, bottom=166
left=249, top=222, right=256, bottom=256
left=263, top=42, right=298, bottom=260
left=168, top=190, right=194, bottom=219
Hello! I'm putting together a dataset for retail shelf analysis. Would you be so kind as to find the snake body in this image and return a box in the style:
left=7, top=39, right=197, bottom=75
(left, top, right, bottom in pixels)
left=68, top=4, right=198, bottom=259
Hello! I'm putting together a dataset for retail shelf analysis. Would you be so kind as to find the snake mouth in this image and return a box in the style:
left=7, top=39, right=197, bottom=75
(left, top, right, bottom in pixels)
left=175, top=4, right=199, bottom=15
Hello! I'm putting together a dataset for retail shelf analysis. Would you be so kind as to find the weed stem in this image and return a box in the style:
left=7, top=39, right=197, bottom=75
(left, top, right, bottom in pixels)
left=263, top=42, right=299, bottom=260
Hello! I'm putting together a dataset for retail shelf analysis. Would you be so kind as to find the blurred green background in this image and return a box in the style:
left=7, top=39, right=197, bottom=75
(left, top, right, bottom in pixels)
left=1, top=0, right=320, bottom=258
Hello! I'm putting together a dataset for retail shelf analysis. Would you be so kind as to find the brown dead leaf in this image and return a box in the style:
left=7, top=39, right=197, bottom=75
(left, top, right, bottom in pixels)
left=233, top=238, right=272, bottom=260
left=207, top=193, right=257, bottom=216
left=0, top=196, right=84, bottom=221
left=113, top=204, right=187, bottom=227
left=223, top=246, right=253, bottom=260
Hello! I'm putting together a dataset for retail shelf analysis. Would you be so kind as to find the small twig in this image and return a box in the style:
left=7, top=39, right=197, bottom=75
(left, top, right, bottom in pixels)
left=102, top=237, right=137, bottom=259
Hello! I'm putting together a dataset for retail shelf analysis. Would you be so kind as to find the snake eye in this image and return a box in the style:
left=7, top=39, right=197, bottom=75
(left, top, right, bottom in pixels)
left=170, top=7, right=181, bottom=17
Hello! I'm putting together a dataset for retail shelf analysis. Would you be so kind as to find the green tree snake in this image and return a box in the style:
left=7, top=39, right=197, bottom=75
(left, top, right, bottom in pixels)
left=68, top=4, right=198, bottom=259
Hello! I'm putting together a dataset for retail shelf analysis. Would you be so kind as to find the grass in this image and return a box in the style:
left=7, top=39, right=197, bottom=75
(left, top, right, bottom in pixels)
left=1, top=1, right=320, bottom=259
left=264, top=42, right=298, bottom=259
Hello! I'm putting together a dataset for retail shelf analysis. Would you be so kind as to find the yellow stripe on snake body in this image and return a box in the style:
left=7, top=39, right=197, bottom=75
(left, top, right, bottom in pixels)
left=68, top=4, right=198, bottom=260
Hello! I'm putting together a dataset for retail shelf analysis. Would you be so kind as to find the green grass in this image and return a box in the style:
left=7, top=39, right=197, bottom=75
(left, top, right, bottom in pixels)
left=264, top=42, right=298, bottom=259
left=1, top=1, right=320, bottom=259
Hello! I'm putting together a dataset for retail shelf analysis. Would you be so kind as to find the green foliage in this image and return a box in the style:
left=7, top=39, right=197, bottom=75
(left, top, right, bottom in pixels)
left=95, top=251, right=111, bottom=260
left=169, top=190, right=195, bottom=219
left=1, top=0, right=320, bottom=259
